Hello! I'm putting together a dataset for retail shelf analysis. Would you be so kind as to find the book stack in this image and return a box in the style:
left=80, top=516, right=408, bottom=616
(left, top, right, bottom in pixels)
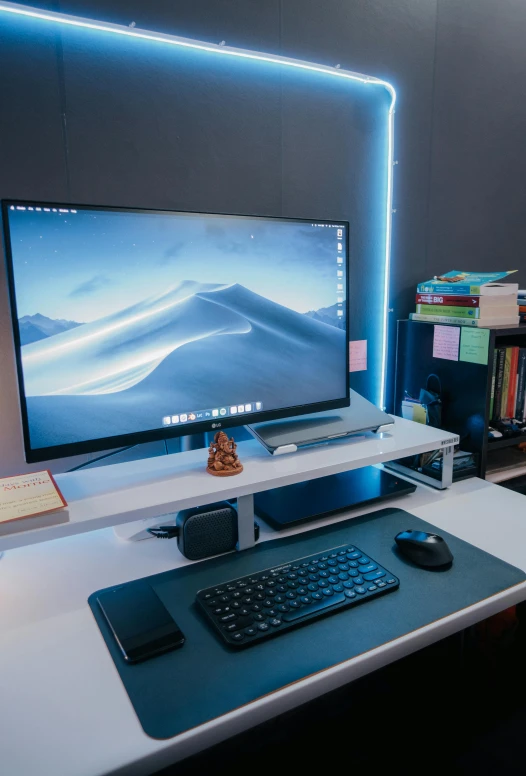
left=490, top=346, right=526, bottom=423
left=519, top=290, right=526, bottom=323
left=410, top=270, right=519, bottom=327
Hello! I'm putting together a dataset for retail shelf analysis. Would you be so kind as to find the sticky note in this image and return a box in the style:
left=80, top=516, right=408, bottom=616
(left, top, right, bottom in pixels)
left=459, top=327, right=490, bottom=365
left=412, top=404, right=427, bottom=424
left=349, top=340, right=367, bottom=372
left=433, top=325, right=460, bottom=361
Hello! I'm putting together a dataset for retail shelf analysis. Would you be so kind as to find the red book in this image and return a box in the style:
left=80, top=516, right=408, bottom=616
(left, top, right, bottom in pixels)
left=507, top=347, right=520, bottom=418
left=416, top=293, right=481, bottom=307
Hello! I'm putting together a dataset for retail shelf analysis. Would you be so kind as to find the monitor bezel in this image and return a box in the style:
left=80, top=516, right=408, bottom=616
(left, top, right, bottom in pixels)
left=2, top=199, right=350, bottom=464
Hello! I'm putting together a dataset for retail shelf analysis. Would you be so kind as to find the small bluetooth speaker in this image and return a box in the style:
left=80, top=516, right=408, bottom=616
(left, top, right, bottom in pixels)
left=174, top=501, right=259, bottom=560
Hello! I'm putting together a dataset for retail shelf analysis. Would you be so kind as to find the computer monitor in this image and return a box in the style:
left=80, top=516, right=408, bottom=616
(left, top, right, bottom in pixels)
left=2, top=201, right=349, bottom=463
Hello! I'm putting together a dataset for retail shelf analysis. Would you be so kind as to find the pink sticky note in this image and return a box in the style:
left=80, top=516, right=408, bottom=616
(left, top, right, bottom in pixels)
left=433, top=325, right=460, bottom=361
left=349, top=340, right=367, bottom=372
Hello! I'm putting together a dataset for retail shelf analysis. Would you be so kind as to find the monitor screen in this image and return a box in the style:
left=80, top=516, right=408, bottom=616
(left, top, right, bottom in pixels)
left=2, top=202, right=349, bottom=462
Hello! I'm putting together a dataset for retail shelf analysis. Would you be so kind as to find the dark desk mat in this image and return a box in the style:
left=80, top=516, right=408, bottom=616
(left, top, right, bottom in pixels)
left=89, top=508, right=526, bottom=739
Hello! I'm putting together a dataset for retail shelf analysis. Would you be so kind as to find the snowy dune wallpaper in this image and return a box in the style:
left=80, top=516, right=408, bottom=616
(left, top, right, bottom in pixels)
left=7, top=206, right=348, bottom=450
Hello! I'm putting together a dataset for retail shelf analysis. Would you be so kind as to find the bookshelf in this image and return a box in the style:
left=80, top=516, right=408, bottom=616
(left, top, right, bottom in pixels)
left=395, top=320, right=526, bottom=483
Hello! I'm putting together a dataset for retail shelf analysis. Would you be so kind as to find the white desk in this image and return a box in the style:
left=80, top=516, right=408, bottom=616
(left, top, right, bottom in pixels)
left=1, top=475, right=526, bottom=776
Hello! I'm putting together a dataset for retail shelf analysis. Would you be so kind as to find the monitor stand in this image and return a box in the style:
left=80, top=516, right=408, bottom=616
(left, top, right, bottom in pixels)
left=247, top=390, right=393, bottom=455
left=253, top=466, right=416, bottom=530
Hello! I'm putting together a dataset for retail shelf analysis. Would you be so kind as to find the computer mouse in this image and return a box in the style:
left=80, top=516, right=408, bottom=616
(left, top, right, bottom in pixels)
left=394, top=529, right=454, bottom=568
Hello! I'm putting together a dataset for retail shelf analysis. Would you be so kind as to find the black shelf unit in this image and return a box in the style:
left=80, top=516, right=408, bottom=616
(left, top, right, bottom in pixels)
left=395, top=321, right=526, bottom=481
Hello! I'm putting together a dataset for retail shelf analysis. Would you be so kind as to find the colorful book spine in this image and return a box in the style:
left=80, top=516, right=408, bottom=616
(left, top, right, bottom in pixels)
left=410, top=313, right=485, bottom=326
left=506, top=347, right=519, bottom=418
left=516, top=349, right=526, bottom=421
left=489, top=353, right=497, bottom=420
left=417, top=283, right=476, bottom=295
left=493, top=347, right=506, bottom=421
left=415, top=304, right=480, bottom=318
left=416, top=294, right=481, bottom=307
left=501, top=348, right=512, bottom=419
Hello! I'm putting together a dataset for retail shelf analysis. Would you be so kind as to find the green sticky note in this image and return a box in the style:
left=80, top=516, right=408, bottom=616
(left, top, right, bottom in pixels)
left=459, top=327, right=490, bottom=365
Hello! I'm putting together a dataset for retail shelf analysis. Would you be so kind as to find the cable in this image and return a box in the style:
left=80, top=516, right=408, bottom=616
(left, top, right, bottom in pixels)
left=67, top=445, right=136, bottom=472
left=148, top=526, right=179, bottom=539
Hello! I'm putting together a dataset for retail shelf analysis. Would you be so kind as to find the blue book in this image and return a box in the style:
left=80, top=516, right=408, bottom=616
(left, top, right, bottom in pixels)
left=417, top=270, right=517, bottom=296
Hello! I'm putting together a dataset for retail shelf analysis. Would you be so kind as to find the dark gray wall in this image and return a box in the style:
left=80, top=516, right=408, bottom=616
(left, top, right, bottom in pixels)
left=0, top=0, right=525, bottom=474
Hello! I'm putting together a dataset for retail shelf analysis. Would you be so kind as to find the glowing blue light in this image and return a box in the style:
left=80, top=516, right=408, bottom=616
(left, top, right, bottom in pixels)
left=0, top=0, right=396, bottom=409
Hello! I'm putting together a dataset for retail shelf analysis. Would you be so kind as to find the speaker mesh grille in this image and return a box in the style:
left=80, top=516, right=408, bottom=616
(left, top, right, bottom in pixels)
left=184, top=508, right=237, bottom=559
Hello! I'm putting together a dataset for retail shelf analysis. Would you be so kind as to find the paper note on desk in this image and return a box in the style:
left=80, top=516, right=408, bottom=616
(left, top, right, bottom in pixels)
left=0, top=470, right=67, bottom=527
left=349, top=340, right=367, bottom=372
left=459, top=327, right=490, bottom=365
left=433, top=325, right=460, bottom=361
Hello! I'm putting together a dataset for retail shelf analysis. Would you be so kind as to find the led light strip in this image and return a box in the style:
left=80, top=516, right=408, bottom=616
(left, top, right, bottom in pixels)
left=0, top=0, right=396, bottom=409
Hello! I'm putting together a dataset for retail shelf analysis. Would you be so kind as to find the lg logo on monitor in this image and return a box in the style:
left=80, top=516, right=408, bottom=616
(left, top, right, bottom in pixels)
left=211, top=423, right=222, bottom=429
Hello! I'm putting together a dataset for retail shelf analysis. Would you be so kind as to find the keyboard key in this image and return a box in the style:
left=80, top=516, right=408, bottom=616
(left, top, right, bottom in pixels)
left=318, top=563, right=327, bottom=570
left=226, top=585, right=236, bottom=592
left=289, top=600, right=301, bottom=608
left=231, top=602, right=241, bottom=609
left=364, top=570, right=385, bottom=582
left=251, top=604, right=262, bottom=612
left=387, top=578, right=397, bottom=584
left=219, top=595, right=230, bottom=603
left=347, top=552, right=360, bottom=560
left=239, top=608, right=250, bottom=617
left=354, top=577, right=364, bottom=586
left=322, top=588, right=334, bottom=596
left=349, top=570, right=359, bottom=577
left=253, top=613, right=266, bottom=622
left=319, top=571, right=329, bottom=578
left=269, top=618, right=282, bottom=627
left=337, top=550, right=346, bottom=556
left=300, top=596, right=311, bottom=605
left=255, top=593, right=266, bottom=600
left=287, top=573, right=297, bottom=580
left=225, top=623, right=239, bottom=632
left=358, top=557, right=369, bottom=565
left=277, top=604, right=289, bottom=612
left=266, top=608, right=277, bottom=617
left=329, top=553, right=338, bottom=558
left=377, top=582, right=387, bottom=588
left=214, top=589, right=224, bottom=595
left=231, top=632, right=244, bottom=641
left=274, top=595, right=285, bottom=603
left=207, top=599, right=218, bottom=607
left=344, top=590, right=356, bottom=599
left=318, top=580, right=329, bottom=588
left=263, top=599, right=274, bottom=608
left=220, top=613, right=236, bottom=622
left=308, top=583, right=319, bottom=591
left=328, top=560, right=338, bottom=566
left=286, top=591, right=297, bottom=600
left=358, top=564, right=377, bottom=574
left=257, top=623, right=270, bottom=631
left=276, top=585, right=287, bottom=593
left=297, top=587, right=307, bottom=596
left=311, top=592, right=323, bottom=600
left=245, top=627, right=257, bottom=636
left=283, top=592, right=345, bottom=621
left=368, top=585, right=378, bottom=592
left=298, top=577, right=308, bottom=585
left=232, top=592, right=242, bottom=599
left=287, top=581, right=298, bottom=589
left=213, top=608, right=223, bottom=615
left=343, top=581, right=354, bottom=589
left=338, top=573, right=349, bottom=581
left=328, top=576, right=339, bottom=584
left=339, top=564, right=349, bottom=571
left=349, top=561, right=359, bottom=568
left=333, top=584, right=344, bottom=593
left=354, top=587, right=366, bottom=595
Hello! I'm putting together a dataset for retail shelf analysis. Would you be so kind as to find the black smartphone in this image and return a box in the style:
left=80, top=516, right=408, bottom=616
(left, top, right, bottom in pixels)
left=97, top=582, right=185, bottom=663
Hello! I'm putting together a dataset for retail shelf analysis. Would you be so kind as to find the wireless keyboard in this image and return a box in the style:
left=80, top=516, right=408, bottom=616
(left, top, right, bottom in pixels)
left=196, top=543, right=399, bottom=647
